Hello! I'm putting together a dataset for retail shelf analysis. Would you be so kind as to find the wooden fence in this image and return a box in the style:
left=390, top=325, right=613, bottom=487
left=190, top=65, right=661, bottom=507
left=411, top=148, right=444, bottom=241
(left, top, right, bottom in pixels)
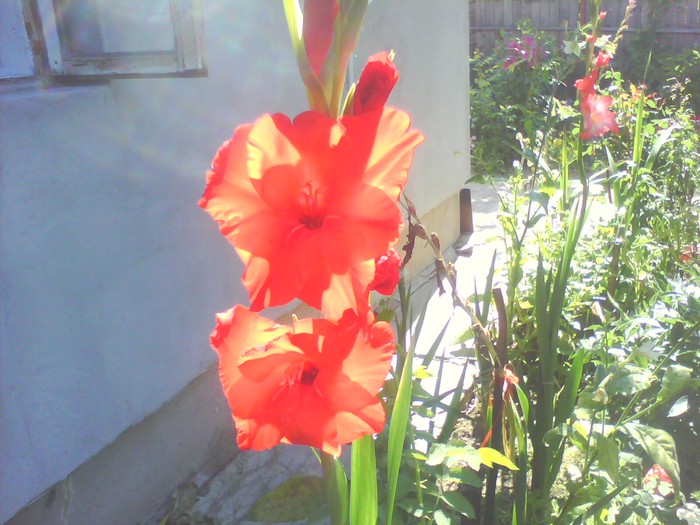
left=470, top=0, right=700, bottom=53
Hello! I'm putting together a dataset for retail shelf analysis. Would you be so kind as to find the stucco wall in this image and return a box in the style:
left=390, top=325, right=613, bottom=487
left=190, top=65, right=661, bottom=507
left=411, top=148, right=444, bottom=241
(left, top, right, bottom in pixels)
left=0, top=2, right=469, bottom=522
left=358, top=0, right=471, bottom=215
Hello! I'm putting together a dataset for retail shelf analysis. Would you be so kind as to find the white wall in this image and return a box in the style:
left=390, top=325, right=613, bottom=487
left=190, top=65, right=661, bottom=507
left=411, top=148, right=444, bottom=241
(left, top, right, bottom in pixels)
left=0, top=2, right=469, bottom=522
left=358, top=0, right=471, bottom=215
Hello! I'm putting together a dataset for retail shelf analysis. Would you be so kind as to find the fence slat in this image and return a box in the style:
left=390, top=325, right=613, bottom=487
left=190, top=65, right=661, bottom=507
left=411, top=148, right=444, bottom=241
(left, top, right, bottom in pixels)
left=470, top=0, right=700, bottom=54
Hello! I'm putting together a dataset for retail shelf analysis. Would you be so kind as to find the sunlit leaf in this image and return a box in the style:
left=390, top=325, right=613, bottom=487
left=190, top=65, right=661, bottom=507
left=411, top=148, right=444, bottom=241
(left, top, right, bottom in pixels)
left=449, top=466, right=483, bottom=488
left=593, top=432, right=619, bottom=482
left=657, top=364, right=693, bottom=403
left=622, top=423, right=680, bottom=494
left=414, top=366, right=433, bottom=380
left=478, top=447, right=519, bottom=470
left=434, top=509, right=452, bottom=525
left=668, top=395, right=689, bottom=418
left=426, top=443, right=479, bottom=468
left=441, top=490, right=476, bottom=518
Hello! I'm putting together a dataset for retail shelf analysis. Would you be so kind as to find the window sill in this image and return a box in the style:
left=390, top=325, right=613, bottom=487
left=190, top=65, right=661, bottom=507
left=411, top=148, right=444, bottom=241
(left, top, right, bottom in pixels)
left=0, top=76, right=110, bottom=100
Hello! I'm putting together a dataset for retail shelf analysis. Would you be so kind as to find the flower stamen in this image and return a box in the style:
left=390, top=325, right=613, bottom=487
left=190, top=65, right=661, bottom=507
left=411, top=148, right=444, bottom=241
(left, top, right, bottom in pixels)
left=299, top=183, right=325, bottom=229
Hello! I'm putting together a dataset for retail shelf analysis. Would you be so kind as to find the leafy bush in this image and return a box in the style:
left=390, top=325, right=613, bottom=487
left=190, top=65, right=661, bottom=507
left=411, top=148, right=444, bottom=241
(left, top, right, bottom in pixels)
left=470, top=21, right=574, bottom=175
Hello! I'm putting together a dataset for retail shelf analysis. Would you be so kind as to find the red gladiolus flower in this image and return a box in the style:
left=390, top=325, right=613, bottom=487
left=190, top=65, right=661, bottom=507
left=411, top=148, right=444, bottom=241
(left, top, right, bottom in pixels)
left=643, top=464, right=674, bottom=497
left=370, top=249, right=401, bottom=295
left=200, top=109, right=423, bottom=320
left=352, top=51, right=399, bottom=115
left=580, top=93, right=619, bottom=139
left=574, top=71, right=599, bottom=96
left=594, top=51, right=611, bottom=69
left=303, top=0, right=340, bottom=76
left=211, top=306, right=395, bottom=455
left=680, top=245, right=699, bottom=263
left=502, top=366, right=520, bottom=401
left=691, top=115, right=700, bottom=132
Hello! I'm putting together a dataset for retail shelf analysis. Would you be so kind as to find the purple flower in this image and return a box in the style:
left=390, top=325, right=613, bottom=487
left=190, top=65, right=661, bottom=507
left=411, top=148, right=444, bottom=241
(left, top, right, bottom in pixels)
left=503, top=36, right=547, bottom=69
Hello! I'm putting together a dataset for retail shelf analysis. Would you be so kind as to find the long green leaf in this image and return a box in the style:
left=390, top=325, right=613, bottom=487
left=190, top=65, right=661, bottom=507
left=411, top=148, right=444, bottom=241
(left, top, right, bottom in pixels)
left=386, top=339, right=414, bottom=525
left=350, top=435, right=377, bottom=525
left=421, top=318, right=450, bottom=367
left=477, top=249, right=498, bottom=325
left=554, top=348, right=585, bottom=426
left=437, top=355, right=470, bottom=443
left=632, top=84, right=646, bottom=171
left=644, top=123, right=677, bottom=172
left=509, top=400, right=529, bottom=525
left=321, top=453, right=348, bottom=525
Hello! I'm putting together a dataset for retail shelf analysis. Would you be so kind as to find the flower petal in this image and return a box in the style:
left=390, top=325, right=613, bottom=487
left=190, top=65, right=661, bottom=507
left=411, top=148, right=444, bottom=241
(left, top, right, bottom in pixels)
left=354, top=108, right=425, bottom=201
left=581, top=93, right=619, bottom=139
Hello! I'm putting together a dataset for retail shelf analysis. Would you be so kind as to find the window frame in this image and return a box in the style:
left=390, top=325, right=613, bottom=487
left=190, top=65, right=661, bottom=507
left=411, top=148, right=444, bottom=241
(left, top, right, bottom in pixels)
left=1, top=0, right=206, bottom=80
left=0, top=1, right=35, bottom=78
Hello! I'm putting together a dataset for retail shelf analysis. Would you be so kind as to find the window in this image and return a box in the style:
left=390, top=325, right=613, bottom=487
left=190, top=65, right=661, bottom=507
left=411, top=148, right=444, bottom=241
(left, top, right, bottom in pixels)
left=0, top=0, right=206, bottom=80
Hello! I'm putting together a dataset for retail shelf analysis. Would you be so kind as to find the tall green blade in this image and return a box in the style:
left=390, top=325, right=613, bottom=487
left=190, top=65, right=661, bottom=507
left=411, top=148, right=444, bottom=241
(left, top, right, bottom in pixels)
left=321, top=452, right=348, bottom=525
left=386, top=340, right=414, bottom=525
left=350, top=435, right=377, bottom=525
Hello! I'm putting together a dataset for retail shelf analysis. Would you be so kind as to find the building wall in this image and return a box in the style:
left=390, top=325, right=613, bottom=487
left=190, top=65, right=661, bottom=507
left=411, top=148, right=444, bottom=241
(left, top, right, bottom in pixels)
left=0, top=2, right=470, bottom=523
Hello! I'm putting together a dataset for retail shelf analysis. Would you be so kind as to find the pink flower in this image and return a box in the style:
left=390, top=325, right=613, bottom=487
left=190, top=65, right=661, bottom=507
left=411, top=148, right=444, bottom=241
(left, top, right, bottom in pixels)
left=580, top=93, right=619, bottom=139
left=502, top=36, right=547, bottom=69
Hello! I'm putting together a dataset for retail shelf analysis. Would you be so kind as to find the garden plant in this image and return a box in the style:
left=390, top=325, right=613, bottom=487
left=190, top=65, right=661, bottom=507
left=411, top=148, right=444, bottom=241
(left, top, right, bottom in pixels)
left=196, top=0, right=700, bottom=524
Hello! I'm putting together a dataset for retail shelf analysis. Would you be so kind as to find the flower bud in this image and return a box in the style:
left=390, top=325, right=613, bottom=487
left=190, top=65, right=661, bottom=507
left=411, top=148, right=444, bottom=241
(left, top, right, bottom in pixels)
left=370, top=249, right=402, bottom=295
left=352, top=51, right=399, bottom=115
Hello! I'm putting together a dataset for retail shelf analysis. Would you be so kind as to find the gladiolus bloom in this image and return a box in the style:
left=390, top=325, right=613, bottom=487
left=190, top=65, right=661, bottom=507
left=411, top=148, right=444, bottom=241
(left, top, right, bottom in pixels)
left=200, top=109, right=423, bottom=320
left=370, top=249, right=401, bottom=295
left=691, top=115, right=700, bottom=132
left=211, top=306, right=395, bottom=455
left=574, top=71, right=599, bottom=96
left=595, top=51, right=611, bottom=69
left=680, top=245, right=699, bottom=263
left=643, top=464, right=674, bottom=497
left=352, top=51, right=399, bottom=115
left=580, top=93, right=619, bottom=139
left=502, top=366, right=520, bottom=401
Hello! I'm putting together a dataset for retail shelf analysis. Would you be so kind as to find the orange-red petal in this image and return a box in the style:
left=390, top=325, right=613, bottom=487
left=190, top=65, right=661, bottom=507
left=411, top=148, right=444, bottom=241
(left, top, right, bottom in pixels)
left=209, top=307, right=395, bottom=454
left=200, top=109, right=422, bottom=319
left=581, top=93, right=619, bottom=139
